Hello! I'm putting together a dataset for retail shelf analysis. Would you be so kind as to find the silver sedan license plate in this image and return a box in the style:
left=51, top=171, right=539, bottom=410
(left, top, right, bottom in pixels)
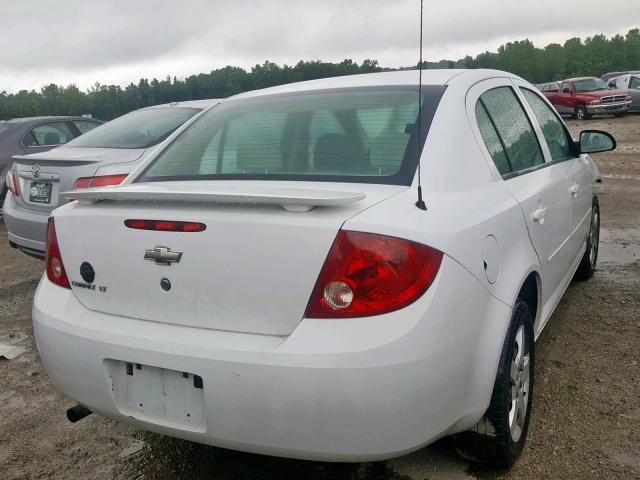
left=29, top=181, right=52, bottom=203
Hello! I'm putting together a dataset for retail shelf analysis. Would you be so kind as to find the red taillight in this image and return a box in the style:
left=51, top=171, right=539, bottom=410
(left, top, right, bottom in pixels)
left=6, top=170, right=20, bottom=196
left=73, top=174, right=128, bottom=189
left=124, top=219, right=207, bottom=232
left=305, top=231, right=442, bottom=318
left=45, top=218, right=70, bottom=289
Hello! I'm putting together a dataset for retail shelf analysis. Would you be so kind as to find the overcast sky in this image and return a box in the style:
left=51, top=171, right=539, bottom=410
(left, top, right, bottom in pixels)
left=1, top=0, right=639, bottom=93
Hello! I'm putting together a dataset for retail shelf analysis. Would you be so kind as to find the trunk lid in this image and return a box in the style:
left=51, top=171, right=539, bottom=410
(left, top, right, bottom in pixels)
left=12, top=147, right=146, bottom=212
left=55, top=181, right=405, bottom=335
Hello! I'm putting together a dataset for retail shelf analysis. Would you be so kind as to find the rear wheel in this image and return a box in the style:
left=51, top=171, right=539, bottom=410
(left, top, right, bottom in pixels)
left=575, top=104, right=590, bottom=120
left=0, top=184, right=7, bottom=220
left=454, top=300, right=534, bottom=468
left=575, top=197, right=600, bottom=279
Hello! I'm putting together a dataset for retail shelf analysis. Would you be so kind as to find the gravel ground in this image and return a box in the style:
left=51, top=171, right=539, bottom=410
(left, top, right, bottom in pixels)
left=0, top=115, right=638, bottom=480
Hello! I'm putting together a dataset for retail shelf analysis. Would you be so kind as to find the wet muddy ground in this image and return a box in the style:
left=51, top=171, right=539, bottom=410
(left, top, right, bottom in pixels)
left=0, top=115, right=638, bottom=479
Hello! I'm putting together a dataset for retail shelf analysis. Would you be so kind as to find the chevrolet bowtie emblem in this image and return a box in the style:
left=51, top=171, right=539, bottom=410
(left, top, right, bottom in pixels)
left=144, top=246, right=183, bottom=265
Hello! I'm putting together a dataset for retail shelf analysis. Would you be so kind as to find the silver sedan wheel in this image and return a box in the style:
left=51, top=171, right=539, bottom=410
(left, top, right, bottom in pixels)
left=509, top=325, right=530, bottom=443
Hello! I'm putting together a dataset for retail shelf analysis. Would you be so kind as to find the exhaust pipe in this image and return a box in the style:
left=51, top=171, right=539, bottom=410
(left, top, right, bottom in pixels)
left=66, top=405, right=92, bottom=423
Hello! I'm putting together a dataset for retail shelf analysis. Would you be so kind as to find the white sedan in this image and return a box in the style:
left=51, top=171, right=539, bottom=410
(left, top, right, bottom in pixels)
left=34, top=69, right=613, bottom=467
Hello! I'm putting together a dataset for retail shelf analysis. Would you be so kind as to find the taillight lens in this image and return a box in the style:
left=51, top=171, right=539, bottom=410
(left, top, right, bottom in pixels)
left=305, top=231, right=442, bottom=318
left=6, top=170, right=20, bottom=196
left=45, top=218, right=70, bottom=289
left=73, top=174, right=128, bottom=189
left=124, top=219, right=206, bottom=232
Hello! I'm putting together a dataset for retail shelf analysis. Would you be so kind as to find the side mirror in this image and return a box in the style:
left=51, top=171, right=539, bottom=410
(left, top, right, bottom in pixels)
left=578, top=130, right=616, bottom=154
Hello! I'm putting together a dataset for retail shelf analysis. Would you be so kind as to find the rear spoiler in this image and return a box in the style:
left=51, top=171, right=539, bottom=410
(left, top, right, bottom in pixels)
left=12, top=154, right=103, bottom=166
left=62, top=184, right=366, bottom=212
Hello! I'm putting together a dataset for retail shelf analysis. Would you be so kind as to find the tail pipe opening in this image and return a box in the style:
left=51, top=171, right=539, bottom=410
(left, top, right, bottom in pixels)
left=66, top=405, right=92, bottom=423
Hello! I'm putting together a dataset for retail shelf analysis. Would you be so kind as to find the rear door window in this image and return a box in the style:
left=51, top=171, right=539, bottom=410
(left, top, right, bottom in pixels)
left=477, top=87, right=545, bottom=175
left=521, top=88, right=573, bottom=162
left=25, top=122, right=74, bottom=146
left=475, top=102, right=511, bottom=176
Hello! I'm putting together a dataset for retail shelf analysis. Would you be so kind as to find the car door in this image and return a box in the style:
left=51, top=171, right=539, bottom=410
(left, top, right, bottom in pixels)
left=517, top=84, right=593, bottom=269
left=469, top=79, right=573, bottom=318
left=557, top=82, right=573, bottom=113
left=544, top=83, right=559, bottom=106
left=628, top=76, right=640, bottom=109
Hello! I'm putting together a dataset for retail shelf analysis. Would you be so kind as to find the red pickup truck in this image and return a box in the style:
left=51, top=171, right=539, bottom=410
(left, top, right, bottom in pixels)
left=543, top=77, right=632, bottom=120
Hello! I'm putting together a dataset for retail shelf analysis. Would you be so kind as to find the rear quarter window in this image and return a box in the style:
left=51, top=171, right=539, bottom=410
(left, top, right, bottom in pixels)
left=73, top=120, right=101, bottom=134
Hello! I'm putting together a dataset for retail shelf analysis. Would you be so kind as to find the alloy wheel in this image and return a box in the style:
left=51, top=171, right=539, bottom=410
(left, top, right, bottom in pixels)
left=508, top=324, right=530, bottom=443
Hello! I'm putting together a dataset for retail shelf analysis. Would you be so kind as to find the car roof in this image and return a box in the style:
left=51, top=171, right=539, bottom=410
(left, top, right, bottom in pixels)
left=230, top=69, right=520, bottom=100
left=6, top=115, right=98, bottom=123
left=563, top=77, right=600, bottom=82
left=142, top=99, right=221, bottom=110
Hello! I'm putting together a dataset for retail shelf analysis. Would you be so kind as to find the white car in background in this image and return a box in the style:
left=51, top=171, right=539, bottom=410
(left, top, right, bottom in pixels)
left=34, top=70, right=612, bottom=467
left=3, top=99, right=220, bottom=258
left=606, top=74, right=640, bottom=112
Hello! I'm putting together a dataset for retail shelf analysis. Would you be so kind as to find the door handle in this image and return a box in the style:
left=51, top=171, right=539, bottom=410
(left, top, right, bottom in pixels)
left=569, top=183, right=579, bottom=197
left=531, top=206, right=548, bottom=224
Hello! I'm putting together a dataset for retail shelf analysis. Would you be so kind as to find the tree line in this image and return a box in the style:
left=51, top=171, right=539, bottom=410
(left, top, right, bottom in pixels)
left=1, top=28, right=638, bottom=121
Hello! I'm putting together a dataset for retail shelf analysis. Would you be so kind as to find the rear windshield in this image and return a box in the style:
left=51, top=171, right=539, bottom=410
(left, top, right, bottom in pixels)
left=139, top=86, right=445, bottom=185
left=67, top=107, right=201, bottom=149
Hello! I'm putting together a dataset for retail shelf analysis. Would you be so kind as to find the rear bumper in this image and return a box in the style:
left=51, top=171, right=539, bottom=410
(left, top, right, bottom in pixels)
left=586, top=101, right=631, bottom=114
left=2, top=191, right=48, bottom=255
left=33, top=256, right=512, bottom=461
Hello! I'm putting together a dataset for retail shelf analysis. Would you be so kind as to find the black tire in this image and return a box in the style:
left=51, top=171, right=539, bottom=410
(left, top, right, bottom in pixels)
left=453, top=300, right=534, bottom=468
left=575, top=196, right=600, bottom=280
left=575, top=104, right=590, bottom=120
left=0, top=184, right=6, bottom=221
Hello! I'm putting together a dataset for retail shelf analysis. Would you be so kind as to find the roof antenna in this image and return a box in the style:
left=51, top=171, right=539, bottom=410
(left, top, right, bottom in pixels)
left=414, top=0, right=427, bottom=211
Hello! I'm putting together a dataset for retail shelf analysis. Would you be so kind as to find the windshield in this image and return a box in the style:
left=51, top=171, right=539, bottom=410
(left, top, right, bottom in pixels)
left=630, top=76, right=640, bottom=89
left=139, top=86, right=445, bottom=186
left=574, top=79, right=610, bottom=92
left=67, top=107, right=201, bottom=149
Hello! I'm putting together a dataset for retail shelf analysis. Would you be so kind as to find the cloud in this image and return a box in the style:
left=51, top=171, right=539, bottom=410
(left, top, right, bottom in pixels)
left=0, top=0, right=638, bottom=92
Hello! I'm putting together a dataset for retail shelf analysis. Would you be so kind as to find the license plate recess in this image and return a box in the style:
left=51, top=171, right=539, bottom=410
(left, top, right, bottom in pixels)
left=106, top=360, right=205, bottom=431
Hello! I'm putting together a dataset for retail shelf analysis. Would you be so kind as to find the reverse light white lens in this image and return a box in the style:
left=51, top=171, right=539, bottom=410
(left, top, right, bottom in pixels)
left=323, top=281, right=353, bottom=310
left=51, top=257, right=62, bottom=278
